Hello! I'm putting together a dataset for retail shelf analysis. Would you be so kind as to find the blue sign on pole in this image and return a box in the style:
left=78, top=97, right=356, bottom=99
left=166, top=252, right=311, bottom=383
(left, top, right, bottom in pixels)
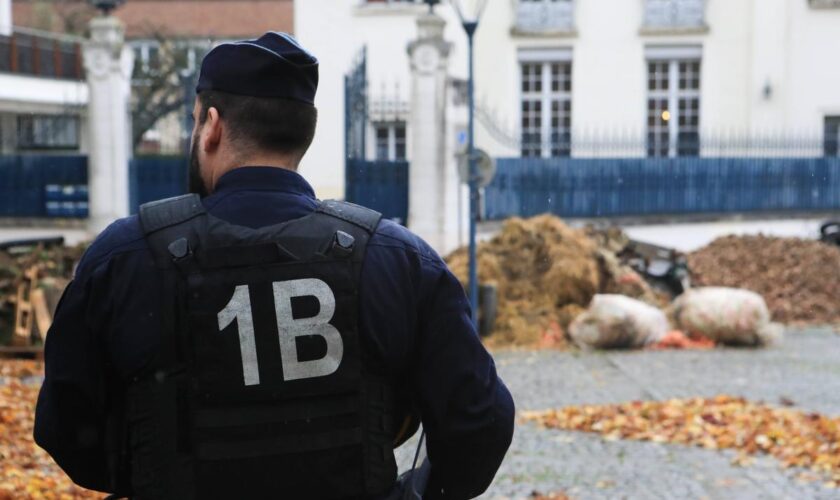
left=457, top=130, right=467, bottom=148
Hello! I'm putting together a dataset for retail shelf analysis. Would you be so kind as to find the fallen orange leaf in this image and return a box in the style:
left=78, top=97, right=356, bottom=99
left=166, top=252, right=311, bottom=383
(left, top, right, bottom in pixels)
left=523, top=395, right=840, bottom=486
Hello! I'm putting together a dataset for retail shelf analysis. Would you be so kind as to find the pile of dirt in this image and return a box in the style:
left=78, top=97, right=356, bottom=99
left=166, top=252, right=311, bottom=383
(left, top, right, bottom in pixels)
left=447, top=215, right=658, bottom=348
left=688, top=235, right=840, bottom=325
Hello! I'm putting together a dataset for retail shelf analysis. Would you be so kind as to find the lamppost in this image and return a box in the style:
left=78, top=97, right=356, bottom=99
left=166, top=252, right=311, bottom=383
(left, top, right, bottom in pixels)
left=451, top=0, right=488, bottom=328
left=423, top=0, right=440, bottom=13
left=89, top=0, right=125, bottom=15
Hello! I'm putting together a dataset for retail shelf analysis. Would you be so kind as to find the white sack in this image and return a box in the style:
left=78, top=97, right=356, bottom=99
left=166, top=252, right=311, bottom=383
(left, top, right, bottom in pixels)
left=569, top=294, right=668, bottom=349
left=671, top=287, right=782, bottom=347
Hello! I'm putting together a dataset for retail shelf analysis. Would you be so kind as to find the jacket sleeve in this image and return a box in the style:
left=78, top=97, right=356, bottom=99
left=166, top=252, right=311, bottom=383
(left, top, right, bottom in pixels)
left=34, top=216, right=153, bottom=493
left=33, top=269, right=113, bottom=492
left=412, top=259, right=515, bottom=499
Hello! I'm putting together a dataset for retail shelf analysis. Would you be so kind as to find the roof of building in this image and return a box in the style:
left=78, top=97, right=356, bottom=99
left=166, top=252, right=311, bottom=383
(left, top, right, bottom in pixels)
left=11, top=0, right=294, bottom=40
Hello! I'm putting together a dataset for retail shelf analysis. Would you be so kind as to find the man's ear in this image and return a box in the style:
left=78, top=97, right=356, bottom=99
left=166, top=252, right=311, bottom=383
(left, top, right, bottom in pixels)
left=203, top=106, right=223, bottom=152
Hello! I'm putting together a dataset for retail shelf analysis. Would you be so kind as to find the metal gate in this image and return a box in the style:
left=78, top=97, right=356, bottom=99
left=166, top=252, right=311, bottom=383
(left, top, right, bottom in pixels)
left=345, top=47, right=368, bottom=163
left=343, top=48, right=408, bottom=224
left=129, top=156, right=188, bottom=212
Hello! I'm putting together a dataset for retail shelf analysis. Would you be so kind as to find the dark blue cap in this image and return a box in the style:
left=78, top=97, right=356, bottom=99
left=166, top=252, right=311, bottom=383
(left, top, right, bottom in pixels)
left=196, top=32, right=319, bottom=105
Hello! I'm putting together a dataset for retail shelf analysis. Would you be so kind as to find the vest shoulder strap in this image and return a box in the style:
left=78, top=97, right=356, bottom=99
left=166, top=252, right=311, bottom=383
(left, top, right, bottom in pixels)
left=316, top=200, right=382, bottom=235
left=139, top=194, right=206, bottom=236
left=139, top=194, right=207, bottom=267
left=133, top=195, right=206, bottom=497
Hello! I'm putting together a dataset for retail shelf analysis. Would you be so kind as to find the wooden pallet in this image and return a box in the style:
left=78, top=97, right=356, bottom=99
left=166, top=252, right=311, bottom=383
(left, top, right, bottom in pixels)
left=6, top=264, right=52, bottom=355
left=12, top=266, right=38, bottom=347
left=0, top=344, right=44, bottom=359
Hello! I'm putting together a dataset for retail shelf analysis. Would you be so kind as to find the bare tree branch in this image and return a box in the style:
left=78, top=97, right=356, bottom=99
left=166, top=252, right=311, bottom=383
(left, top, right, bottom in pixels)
left=25, top=4, right=203, bottom=152
left=130, top=29, right=199, bottom=151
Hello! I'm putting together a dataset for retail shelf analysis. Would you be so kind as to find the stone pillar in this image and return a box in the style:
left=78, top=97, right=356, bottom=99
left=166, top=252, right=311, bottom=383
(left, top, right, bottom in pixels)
left=83, top=15, right=134, bottom=234
left=407, top=13, right=460, bottom=254
left=0, top=0, right=11, bottom=37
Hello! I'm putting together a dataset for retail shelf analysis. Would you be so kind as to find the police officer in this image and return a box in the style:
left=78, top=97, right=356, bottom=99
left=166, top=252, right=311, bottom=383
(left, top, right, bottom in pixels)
left=34, top=32, right=514, bottom=499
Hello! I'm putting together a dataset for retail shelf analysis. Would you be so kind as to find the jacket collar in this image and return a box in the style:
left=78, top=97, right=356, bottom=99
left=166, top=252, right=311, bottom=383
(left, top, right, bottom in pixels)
left=212, top=166, right=316, bottom=198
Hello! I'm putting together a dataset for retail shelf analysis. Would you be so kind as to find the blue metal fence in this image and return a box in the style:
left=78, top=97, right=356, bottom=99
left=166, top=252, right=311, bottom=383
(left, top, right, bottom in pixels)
left=485, top=157, right=840, bottom=219
left=0, top=155, right=88, bottom=217
left=6, top=154, right=839, bottom=221
left=0, top=155, right=188, bottom=218
left=345, top=159, right=409, bottom=224
left=129, top=156, right=187, bottom=211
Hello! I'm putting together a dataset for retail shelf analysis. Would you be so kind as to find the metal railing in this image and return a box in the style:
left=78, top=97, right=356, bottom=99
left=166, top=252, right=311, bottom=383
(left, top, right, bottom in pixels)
left=809, top=0, right=840, bottom=8
left=514, top=0, right=575, bottom=34
left=0, top=27, right=84, bottom=81
left=484, top=134, right=840, bottom=220
left=643, top=0, right=705, bottom=30
left=473, top=120, right=839, bottom=159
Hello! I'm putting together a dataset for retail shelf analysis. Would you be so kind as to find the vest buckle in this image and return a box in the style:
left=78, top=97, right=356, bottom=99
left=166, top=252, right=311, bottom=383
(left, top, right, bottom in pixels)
left=329, top=231, right=356, bottom=258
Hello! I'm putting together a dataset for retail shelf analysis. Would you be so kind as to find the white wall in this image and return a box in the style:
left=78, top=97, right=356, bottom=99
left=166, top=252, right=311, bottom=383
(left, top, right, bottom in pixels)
left=783, top=0, right=840, bottom=131
left=0, top=0, right=11, bottom=37
left=0, top=73, right=88, bottom=109
left=295, top=1, right=472, bottom=199
left=477, top=0, right=757, bottom=155
left=696, top=0, right=753, bottom=133
left=572, top=0, right=645, bottom=133
left=297, top=0, right=840, bottom=197
left=748, top=0, right=790, bottom=133
left=467, top=0, right=518, bottom=158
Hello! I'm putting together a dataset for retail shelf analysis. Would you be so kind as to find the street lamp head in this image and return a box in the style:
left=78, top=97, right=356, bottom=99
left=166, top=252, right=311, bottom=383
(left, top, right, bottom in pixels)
left=89, top=0, right=126, bottom=16
left=423, top=0, right=441, bottom=14
left=450, top=0, right=488, bottom=25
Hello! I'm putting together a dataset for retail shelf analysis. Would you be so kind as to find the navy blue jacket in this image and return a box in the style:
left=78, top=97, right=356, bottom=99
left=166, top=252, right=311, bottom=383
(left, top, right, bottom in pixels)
left=34, top=167, right=514, bottom=499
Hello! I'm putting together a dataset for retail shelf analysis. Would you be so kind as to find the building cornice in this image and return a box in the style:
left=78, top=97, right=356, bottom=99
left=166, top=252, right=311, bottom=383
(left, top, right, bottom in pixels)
left=639, top=25, right=710, bottom=37
left=353, top=2, right=426, bottom=17
left=510, top=27, right=578, bottom=39
left=809, top=0, right=840, bottom=8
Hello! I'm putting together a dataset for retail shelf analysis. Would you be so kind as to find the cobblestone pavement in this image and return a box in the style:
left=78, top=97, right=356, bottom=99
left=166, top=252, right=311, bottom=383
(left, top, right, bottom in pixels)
left=397, top=328, right=840, bottom=499
left=7, top=328, right=837, bottom=498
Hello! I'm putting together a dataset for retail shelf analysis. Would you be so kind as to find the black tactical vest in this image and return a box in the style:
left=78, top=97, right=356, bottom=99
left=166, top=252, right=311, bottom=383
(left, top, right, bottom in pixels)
left=123, top=194, right=400, bottom=499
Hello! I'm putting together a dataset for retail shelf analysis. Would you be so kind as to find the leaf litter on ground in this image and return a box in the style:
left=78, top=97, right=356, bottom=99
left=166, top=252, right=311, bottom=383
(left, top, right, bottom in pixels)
left=0, top=360, right=99, bottom=499
left=522, top=395, right=840, bottom=488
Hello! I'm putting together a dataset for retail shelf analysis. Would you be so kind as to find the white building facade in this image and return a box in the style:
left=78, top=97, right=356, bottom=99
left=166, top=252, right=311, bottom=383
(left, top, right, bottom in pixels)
left=1, top=0, right=135, bottom=234
left=0, top=27, right=89, bottom=155
left=296, top=0, right=840, bottom=200
left=0, top=0, right=88, bottom=156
